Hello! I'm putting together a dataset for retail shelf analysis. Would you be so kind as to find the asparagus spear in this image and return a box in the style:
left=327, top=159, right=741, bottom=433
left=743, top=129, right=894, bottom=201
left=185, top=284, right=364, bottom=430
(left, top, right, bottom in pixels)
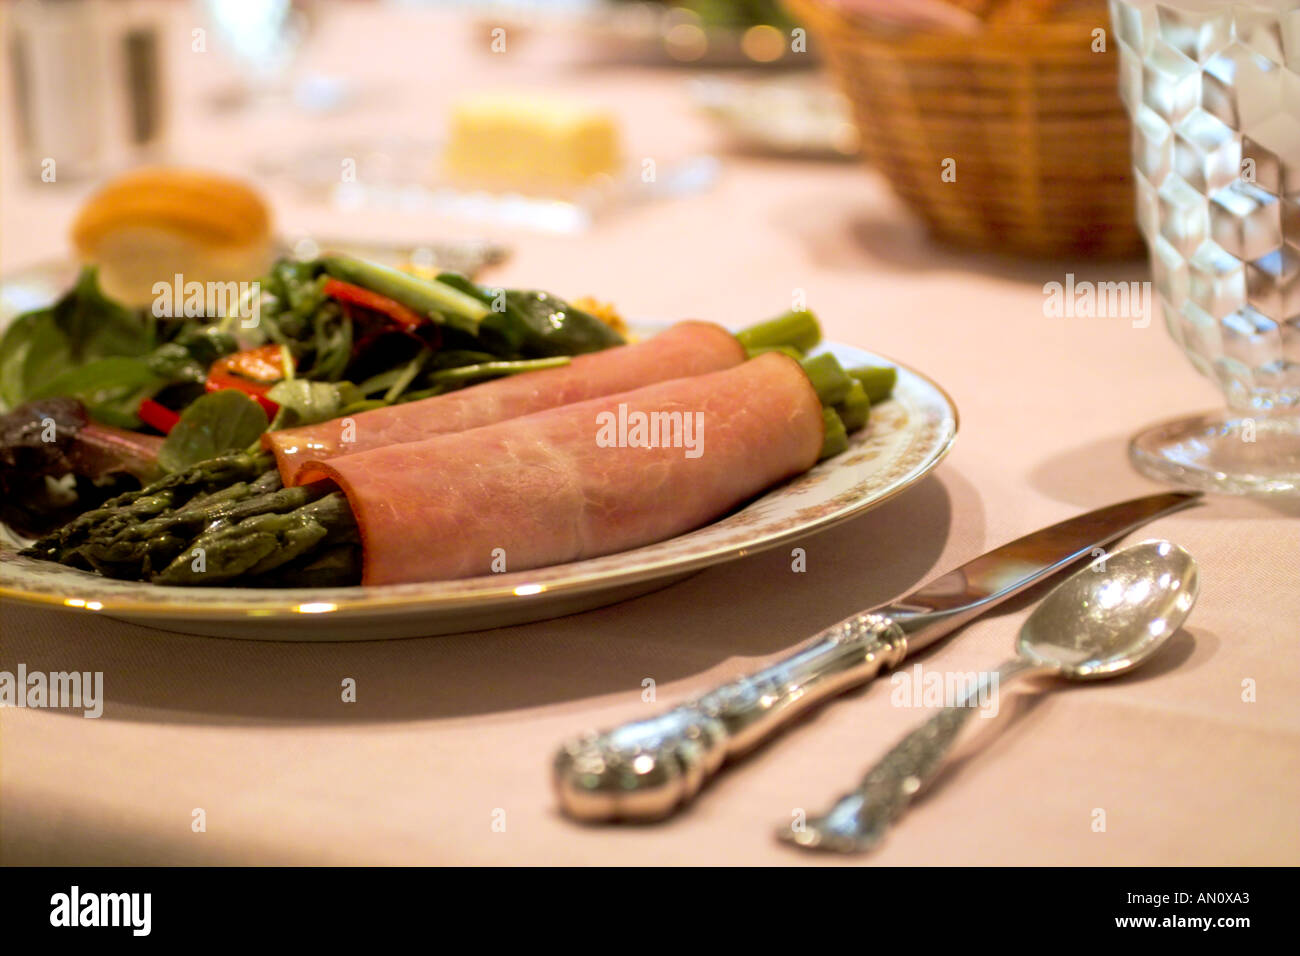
left=737, top=309, right=822, bottom=355
left=253, top=544, right=362, bottom=588
left=835, top=379, right=871, bottom=432
left=848, top=365, right=897, bottom=405
left=153, top=515, right=323, bottom=585
left=820, top=407, right=849, bottom=460
left=800, top=353, right=854, bottom=406
left=22, top=453, right=270, bottom=563
left=89, top=468, right=285, bottom=549
left=81, top=478, right=325, bottom=579
left=153, top=491, right=358, bottom=586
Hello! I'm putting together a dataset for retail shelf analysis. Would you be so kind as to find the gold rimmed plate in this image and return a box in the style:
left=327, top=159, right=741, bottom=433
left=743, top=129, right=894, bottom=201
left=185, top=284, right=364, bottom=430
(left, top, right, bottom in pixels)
left=0, top=324, right=957, bottom=639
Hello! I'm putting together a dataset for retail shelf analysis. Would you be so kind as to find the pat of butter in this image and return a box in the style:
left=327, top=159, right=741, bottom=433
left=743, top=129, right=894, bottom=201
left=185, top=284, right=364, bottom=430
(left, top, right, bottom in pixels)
left=444, top=94, right=622, bottom=190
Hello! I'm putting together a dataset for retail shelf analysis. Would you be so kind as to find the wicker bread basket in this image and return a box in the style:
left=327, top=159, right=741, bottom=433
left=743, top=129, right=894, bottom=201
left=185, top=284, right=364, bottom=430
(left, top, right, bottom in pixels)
left=785, top=0, right=1143, bottom=258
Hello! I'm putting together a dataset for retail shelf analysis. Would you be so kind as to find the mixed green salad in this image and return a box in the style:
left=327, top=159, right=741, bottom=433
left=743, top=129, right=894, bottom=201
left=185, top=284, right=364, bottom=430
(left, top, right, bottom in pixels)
left=0, top=255, right=624, bottom=538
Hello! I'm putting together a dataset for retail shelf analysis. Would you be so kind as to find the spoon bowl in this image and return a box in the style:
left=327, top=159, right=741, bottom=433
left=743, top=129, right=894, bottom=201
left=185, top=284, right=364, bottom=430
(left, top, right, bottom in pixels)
left=1017, top=539, right=1199, bottom=680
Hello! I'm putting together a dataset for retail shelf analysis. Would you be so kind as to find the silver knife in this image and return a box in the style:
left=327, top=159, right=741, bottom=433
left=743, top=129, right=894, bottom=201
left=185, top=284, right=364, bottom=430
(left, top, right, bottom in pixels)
left=553, top=490, right=1201, bottom=822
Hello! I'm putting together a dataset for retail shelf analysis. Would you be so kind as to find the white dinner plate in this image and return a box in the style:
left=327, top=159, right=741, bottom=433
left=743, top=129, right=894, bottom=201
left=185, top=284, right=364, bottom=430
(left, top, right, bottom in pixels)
left=0, top=319, right=957, bottom=639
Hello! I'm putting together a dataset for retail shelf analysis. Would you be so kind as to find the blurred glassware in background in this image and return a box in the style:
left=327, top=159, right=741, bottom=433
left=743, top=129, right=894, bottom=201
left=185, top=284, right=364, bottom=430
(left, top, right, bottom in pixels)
left=199, top=0, right=347, bottom=112
left=1112, top=0, right=1300, bottom=495
left=691, top=74, right=859, bottom=158
left=201, top=0, right=303, bottom=79
left=7, top=0, right=169, bottom=182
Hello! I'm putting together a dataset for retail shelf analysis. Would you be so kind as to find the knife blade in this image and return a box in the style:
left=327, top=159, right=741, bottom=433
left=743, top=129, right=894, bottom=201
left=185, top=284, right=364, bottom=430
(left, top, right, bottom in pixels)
left=553, top=490, right=1201, bottom=822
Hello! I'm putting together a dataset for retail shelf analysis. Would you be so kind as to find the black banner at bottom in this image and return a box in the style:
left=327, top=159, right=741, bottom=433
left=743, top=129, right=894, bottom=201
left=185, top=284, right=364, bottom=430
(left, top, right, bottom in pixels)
left=0, top=865, right=1283, bottom=941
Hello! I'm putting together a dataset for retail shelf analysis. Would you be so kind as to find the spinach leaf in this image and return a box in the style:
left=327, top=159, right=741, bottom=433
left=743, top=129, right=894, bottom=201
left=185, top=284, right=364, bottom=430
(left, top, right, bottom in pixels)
left=435, top=273, right=623, bottom=358
left=265, top=379, right=363, bottom=430
left=16, top=328, right=229, bottom=428
left=170, top=325, right=238, bottom=367
left=158, top=390, right=269, bottom=473
left=432, top=272, right=485, bottom=300
left=31, top=356, right=167, bottom=429
left=278, top=259, right=328, bottom=316
left=54, top=266, right=156, bottom=360
left=143, top=343, right=210, bottom=385
left=0, top=267, right=162, bottom=414
left=16, top=311, right=73, bottom=404
left=260, top=259, right=327, bottom=341
left=495, top=289, right=624, bottom=357
left=0, top=309, right=42, bottom=409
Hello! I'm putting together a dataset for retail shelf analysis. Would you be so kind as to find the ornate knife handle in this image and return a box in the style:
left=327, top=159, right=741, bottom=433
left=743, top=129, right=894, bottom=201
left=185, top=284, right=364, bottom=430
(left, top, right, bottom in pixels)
left=778, top=657, right=1045, bottom=853
left=553, top=613, right=907, bottom=822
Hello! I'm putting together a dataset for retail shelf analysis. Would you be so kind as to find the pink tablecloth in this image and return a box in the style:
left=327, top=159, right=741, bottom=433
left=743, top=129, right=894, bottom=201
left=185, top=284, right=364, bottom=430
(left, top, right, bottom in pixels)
left=1, top=3, right=1297, bottom=865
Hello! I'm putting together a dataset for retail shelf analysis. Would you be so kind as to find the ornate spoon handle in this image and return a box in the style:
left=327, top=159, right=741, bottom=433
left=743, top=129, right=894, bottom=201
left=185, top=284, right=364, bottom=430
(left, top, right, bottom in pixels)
left=779, top=656, right=1050, bottom=853
left=553, top=613, right=908, bottom=821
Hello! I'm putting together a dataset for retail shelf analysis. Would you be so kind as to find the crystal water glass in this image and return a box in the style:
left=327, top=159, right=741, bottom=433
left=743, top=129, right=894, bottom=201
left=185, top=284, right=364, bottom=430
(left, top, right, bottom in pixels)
left=1111, top=0, right=1300, bottom=495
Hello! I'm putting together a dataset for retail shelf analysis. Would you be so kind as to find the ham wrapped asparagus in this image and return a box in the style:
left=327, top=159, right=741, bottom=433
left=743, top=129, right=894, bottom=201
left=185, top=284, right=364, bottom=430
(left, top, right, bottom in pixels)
left=309, top=351, right=823, bottom=584
left=266, top=320, right=746, bottom=485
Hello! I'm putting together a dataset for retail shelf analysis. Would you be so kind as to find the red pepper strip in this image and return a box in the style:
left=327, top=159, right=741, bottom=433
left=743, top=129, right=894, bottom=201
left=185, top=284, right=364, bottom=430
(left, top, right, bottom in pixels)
left=205, top=344, right=289, bottom=417
left=137, top=398, right=181, bottom=434
left=323, top=278, right=428, bottom=331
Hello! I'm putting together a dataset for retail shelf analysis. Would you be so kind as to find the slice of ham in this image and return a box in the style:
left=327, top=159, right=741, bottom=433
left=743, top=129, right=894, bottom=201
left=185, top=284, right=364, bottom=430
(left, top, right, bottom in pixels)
left=308, top=352, right=823, bottom=585
left=265, top=320, right=746, bottom=485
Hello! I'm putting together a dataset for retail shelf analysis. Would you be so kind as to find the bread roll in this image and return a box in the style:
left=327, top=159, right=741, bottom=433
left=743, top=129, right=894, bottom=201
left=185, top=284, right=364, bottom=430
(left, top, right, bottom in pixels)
left=71, top=167, right=272, bottom=306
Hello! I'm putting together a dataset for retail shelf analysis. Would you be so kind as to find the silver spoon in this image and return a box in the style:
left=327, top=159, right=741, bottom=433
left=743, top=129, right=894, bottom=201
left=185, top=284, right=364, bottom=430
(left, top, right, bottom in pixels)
left=779, top=538, right=1199, bottom=853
